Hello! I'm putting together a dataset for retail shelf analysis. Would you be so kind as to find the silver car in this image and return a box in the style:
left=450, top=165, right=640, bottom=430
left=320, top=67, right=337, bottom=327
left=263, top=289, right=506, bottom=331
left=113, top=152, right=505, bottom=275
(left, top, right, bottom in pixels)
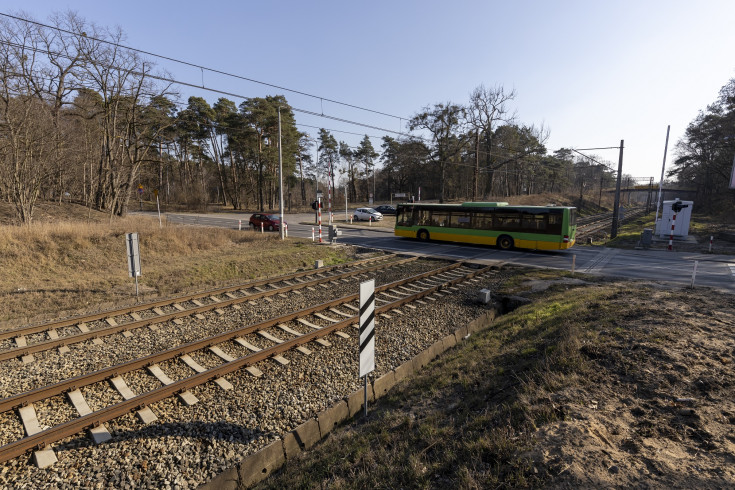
left=353, top=207, right=383, bottom=221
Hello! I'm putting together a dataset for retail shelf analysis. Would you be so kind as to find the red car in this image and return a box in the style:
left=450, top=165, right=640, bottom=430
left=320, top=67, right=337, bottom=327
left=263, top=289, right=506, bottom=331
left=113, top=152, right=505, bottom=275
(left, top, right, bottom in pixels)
left=249, top=213, right=285, bottom=231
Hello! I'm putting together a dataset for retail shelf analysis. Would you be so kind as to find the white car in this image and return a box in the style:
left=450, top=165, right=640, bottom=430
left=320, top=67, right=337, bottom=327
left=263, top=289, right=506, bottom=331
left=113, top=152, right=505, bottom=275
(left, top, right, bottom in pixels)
left=353, top=207, right=383, bottom=221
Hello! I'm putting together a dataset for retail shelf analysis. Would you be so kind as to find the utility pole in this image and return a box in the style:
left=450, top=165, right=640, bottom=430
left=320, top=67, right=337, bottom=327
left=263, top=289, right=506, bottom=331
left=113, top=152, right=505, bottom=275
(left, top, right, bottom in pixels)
left=278, top=107, right=284, bottom=240
left=610, top=140, right=624, bottom=239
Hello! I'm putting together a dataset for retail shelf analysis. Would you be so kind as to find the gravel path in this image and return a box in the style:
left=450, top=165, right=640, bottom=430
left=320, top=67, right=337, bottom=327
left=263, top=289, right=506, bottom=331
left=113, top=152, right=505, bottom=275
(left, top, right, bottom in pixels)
left=0, top=257, right=510, bottom=489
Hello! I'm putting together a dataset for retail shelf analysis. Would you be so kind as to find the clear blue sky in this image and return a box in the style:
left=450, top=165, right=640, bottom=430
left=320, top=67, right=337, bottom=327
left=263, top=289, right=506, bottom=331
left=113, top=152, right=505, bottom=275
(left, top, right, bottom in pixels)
left=11, top=0, right=735, bottom=180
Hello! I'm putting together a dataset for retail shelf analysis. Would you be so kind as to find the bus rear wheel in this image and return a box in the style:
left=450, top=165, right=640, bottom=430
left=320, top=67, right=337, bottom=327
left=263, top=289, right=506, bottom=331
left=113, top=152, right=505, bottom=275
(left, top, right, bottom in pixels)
left=497, top=235, right=514, bottom=250
left=417, top=229, right=430, bottom=241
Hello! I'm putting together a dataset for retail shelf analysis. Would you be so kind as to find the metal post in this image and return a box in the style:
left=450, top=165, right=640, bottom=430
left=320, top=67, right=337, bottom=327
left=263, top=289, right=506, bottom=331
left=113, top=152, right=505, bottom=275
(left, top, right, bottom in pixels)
left=610, top=140, right=624, bottom=239
left=278, top=107, right=285, bottom=240
left=654, top=126, right=670, bottom=228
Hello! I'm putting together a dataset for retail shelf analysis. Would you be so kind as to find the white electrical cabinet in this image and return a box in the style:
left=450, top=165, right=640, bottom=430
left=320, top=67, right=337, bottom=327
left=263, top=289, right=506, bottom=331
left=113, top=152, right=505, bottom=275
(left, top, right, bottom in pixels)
left=655, top=199, right=693, bottom=237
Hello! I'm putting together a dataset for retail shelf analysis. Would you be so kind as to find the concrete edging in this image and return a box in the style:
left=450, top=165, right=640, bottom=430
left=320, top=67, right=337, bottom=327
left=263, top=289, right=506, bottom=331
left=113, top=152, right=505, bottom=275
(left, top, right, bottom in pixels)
left=200, top=305, right=500, bottom=488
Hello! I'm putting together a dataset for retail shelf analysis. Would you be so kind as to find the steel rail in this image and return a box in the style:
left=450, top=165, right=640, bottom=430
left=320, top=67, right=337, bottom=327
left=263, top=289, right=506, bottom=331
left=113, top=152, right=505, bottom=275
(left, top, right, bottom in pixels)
left=0, top=263, right=492, bottom=464
left=0, top=262, right=465, bottom=414
left=0, top=256, right=419, bottom=362
left=0, top=254, right=403, bottom=342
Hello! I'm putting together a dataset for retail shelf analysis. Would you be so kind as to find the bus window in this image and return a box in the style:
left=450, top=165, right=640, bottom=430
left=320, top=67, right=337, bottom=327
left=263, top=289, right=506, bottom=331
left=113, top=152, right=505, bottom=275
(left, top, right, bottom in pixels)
left=495, top=212, right=520, bottom=230
left=450, top=212, right=472, bottom=229
left=431, top=211, right=449, bottom=227
left=417, top=209, right=431, bottom=226
left=473, top=211, right=493, bottom=229
left=522, top=213, right=547, bottom=232
left=396, top=207, right=412, bottom=226
left=547, top=212, right=562, bottom=234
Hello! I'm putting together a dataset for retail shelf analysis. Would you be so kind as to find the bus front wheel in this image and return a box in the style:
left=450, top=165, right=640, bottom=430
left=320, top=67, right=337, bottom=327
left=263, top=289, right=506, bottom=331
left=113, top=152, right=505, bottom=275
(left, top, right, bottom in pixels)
left=417, top=229, right=430, bottom=241
left=497, top=235, right=514, bottom=250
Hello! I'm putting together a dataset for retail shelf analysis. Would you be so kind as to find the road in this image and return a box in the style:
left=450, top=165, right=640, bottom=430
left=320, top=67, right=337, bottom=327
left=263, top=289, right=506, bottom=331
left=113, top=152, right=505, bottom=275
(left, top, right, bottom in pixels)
left=152, top=212, right=735, bottom=292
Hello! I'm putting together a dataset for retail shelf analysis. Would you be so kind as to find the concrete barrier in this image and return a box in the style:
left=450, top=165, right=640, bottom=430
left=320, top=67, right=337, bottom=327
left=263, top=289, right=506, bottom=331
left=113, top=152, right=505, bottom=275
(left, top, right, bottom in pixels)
left=428, top=339, right=444, bottom=360
left=282, top=431, right=302, bottom=460
left=372, top=371, right=396, bottom=399
left=293, top=418, right=321, bottom=450
left=238, top=439, right=286, bottom=488
left=442, top=333, right=457, bottom=351
left=454, top=325, right=469, bottom=342
left=412, top=348, right=432, bottom=371
left=346, top=385, right=375, bottom=418
left=317, top=400, right=349, bottom=438
left=393, top=360, right=414, bottom=383
left=199, top=465, right=239, bottom=490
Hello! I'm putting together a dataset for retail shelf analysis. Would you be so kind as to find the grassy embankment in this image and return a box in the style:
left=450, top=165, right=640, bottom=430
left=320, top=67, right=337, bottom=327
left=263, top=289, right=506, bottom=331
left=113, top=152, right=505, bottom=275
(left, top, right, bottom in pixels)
left=257, top=269, right=735, bottom=488
left=0, top=216, right=351, bottom=328
left=258, top=270, right=598, bottom=487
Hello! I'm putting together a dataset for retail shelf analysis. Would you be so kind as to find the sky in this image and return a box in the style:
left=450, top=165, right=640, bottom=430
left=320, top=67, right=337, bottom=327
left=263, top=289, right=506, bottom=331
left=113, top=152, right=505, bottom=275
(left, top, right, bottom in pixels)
left=7, top=0, right=735, bottom=181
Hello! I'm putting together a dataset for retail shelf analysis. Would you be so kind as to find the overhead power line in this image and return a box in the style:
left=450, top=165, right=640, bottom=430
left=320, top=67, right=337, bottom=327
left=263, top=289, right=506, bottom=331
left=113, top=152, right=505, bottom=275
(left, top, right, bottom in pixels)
left=0, top=11, right=407, bottom=122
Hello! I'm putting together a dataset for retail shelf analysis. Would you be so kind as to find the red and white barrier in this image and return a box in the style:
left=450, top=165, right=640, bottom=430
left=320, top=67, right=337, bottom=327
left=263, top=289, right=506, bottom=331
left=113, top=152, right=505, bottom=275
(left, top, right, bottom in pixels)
left=318, top=205, right=322, bottom=243
left=668, top=213, right=677, bottom=251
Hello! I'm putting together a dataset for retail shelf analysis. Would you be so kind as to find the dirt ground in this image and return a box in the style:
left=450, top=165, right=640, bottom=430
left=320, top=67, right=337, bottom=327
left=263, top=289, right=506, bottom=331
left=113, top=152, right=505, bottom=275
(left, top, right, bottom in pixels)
left=521, top=283, right=735, bottom=488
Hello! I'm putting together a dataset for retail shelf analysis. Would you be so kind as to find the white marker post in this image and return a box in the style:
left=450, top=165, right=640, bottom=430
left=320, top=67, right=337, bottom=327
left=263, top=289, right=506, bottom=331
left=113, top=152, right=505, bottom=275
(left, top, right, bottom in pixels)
left=359, top=279, right=376, bottom=417
left=125, top=233, right=141, bottom=301
left=690, top=260, right=699, bottom=288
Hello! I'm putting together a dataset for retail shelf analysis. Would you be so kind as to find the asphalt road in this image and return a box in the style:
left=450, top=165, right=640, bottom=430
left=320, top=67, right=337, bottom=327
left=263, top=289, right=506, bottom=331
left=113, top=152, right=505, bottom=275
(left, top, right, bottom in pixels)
left=150, top=211, right=735, bottom=292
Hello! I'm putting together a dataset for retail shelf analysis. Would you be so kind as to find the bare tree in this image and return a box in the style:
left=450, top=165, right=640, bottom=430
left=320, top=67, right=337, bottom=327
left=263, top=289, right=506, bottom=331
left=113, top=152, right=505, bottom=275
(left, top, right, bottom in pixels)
left=466, top=85, right=516, bottom=200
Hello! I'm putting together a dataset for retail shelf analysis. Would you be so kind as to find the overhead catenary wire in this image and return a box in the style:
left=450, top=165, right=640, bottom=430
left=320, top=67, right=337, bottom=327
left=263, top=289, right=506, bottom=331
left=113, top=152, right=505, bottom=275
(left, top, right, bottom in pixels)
left=1, top=39, right=546, bottom=164
left=0, top=11, right=407, bottom=122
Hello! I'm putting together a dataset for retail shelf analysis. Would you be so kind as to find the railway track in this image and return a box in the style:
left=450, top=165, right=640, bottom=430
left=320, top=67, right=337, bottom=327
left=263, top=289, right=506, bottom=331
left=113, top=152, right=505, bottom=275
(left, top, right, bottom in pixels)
left=0, top=257, right=494, bottom=469
left=576, top=206, right=647, bottom=241
left=0, top=254, right=410, bottom=364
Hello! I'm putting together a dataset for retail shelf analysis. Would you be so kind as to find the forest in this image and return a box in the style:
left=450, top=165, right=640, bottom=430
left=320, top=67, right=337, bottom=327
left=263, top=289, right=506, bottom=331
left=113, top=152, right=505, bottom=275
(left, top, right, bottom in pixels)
left=3, top=11, right=726, bottom=225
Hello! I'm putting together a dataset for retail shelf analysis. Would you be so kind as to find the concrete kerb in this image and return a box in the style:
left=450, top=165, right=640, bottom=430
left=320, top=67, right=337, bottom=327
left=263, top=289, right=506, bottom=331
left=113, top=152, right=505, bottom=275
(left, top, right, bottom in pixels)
left=392, top=359, right=415, bottom=383
left=293, top=418, right=321, bottom=451
left=198, top=464, right=239, bottom=490
left=202, top=306, right=500, bottom=488
left=372, top=371, right=397, bottom=399
left=346, top=384, right=375, bottom=418
left=237, top=439, right=286, bottom=488
left=317, top=400, right=349, bottom=438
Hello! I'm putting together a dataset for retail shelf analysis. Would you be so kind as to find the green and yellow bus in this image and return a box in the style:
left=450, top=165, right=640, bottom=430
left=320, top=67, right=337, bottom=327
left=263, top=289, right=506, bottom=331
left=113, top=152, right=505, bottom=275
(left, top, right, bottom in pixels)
left=394, top=202, right=576, bottom=250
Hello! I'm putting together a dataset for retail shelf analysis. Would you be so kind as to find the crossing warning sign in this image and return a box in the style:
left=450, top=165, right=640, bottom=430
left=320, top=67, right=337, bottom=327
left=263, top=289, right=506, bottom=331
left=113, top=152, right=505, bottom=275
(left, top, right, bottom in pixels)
left=359, top=279, right=375, bottom=378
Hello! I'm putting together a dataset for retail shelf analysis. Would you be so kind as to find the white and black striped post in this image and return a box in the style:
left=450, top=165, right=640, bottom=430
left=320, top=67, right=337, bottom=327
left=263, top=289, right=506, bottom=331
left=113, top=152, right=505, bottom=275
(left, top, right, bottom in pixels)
left=359, top=279, right=375, bottom=417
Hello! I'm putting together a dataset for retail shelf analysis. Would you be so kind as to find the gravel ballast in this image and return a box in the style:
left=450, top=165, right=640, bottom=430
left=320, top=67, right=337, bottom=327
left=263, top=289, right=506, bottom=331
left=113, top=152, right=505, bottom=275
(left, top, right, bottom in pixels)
left=0, top=257, right=510, bottom=489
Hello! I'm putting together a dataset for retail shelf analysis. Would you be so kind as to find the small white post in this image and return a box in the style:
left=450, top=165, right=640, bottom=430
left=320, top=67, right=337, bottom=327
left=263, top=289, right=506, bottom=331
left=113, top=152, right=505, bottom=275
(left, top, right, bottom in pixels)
left=285, top=223, right=288, bottom=238
left=709, top=236, right=713, bottom=253
left=312, top=227, right=315, bottom=242
left=238, top=219, right=242, bottom=231
left=156, top=195, right=162, bottom=229
left=260, top=223, right=264, bottom=234
left=690, top=260, right=699, bottom=288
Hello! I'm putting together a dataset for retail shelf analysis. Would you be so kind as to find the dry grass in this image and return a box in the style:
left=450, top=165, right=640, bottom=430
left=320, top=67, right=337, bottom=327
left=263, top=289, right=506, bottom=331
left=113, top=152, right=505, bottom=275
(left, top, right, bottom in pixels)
left=0, top=216, right=351, bottom=328
left=258, top=271, right=599, bottom=488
